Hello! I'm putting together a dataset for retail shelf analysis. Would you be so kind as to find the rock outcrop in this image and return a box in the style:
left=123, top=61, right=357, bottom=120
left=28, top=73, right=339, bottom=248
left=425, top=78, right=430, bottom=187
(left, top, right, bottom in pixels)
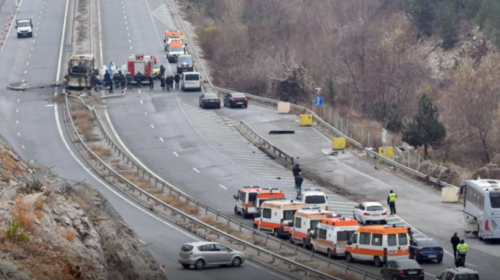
left=0, top=137, right=166, bottom=280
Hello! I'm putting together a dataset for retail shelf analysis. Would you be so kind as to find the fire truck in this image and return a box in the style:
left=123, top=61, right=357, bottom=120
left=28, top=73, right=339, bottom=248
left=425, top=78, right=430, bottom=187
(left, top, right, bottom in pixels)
left=127, top=54, right=159, bottom=84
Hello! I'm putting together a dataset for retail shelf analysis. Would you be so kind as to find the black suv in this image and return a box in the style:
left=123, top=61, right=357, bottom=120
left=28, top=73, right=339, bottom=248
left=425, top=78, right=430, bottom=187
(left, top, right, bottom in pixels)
left=177, top=55, right=194, bottom=74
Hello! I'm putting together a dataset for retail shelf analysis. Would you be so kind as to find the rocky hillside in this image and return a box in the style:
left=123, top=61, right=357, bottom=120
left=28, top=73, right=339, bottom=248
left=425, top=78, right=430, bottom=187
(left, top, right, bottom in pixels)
left=0, top=137, right=166, bottom=280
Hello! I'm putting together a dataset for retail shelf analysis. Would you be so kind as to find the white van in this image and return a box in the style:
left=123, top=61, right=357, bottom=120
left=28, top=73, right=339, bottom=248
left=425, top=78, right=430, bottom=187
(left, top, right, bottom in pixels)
left=181, top=71, right=201, bottom=91
left=16, top=19, right=33, bottom=38
left=300, top=188, right=329, bottom=211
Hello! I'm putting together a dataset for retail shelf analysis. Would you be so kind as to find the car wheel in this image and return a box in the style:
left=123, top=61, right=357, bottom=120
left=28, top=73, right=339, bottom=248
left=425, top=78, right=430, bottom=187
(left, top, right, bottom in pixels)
left=234, top=205, right=240, bottom=215
left=182, top=264, right=190, bottom=269
left=437, top=257, right=443, bottom=263
left=374, top=256, right=383, bottom=267
left=346, top=252, right=353, bottom=263
left=392, top=276, right=398, bottom=280
left=194, top=259, right=205, bottom=270
left=217, top=104, right=221, bottom=109
left=302, top=239, right=309, bottom=249
left=413, top=253, right=421, bottom=263
left=232, top=257, right=242, bottom=267
left=242, top=208, right=248, bottom=218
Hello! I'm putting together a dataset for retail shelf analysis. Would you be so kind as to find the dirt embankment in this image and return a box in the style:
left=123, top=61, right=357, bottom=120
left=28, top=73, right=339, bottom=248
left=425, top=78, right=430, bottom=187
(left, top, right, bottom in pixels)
left=0, top=137, right=166, bottom=280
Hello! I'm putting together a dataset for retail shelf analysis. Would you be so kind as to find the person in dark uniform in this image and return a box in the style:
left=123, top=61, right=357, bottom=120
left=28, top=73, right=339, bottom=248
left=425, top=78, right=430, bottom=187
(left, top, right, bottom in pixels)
left=451, top=232, right=460, bottom=260
left=293, top=164, right=301, bottom=177
left=104, top=70, right=111, bottom=87
left=109, top=78, right=113, bottom=93
left=126, top=74, right=132, bottom=90
left=387, top=190, right=397, bottom=215
left=174, top=73, right=180, bottom=89
left=148, top=75, right=154, bottom=91
left=295, top=172, right=303, bottom=199
left=160, top=76, right=166, bottom=91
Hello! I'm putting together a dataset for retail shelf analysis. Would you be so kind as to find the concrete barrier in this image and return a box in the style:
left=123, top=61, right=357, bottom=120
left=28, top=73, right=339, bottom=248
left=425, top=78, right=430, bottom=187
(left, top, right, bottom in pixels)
left=277, top=101, right=290, bottom=114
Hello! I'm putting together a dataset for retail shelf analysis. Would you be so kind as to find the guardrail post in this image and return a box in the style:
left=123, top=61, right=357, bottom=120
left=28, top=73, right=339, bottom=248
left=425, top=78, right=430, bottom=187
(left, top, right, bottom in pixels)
left=310, top=250, right=313, bottom=261
left=205, top=205, right=208, bottom=215
left=226, top=219, right=230, bottom=228
left=363, top=271, right=367, bottom=280
left=279, top=239, right=282, bottom=249
left=344, top=265, right=348, bottom=275
left=265, top=235, right=268, bottom=244
left=215, top=212, right=219, bottom=221
left=239, top=223, right=242, bottom=232
left=327, top=257, right=330, bottom=267
left=294, top=246, right=298, bottom=255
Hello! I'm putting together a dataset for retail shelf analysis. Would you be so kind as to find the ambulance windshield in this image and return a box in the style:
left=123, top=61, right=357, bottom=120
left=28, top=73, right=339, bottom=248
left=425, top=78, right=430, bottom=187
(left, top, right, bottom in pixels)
left=283, top=210, right=296, bottom=221
left=310, top=220, right=321, bottom=231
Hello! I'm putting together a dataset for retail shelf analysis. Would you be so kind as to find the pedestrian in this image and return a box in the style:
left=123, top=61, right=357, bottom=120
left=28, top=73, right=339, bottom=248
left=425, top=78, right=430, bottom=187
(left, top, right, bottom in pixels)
left=109, top=78, right=114, bottom=93
left=407, top=227, right=414, bottom=245
left=456, top=239, right=469, bottom=264
left=160, top=76, right=166, bottom=91
left=109, top=62, right=116, bottom=76
left=451, top=232, right=460, bottom=260
left=455, top=255, right=465, bottom=268
left=136, top=72, right=143, bottom=87
left=104, top=70, right=111, bottom=87
left=166, top=75, right=173, bottom=91
left=295, top=172, right=303, bottom=199
left=174, top=73, right=180, bottom=89
left=387, top=190, right=397, bottom=215
left=160, top=64, right=165, bottom=77
left=121, top=63, right=127, bottom=75
left=293, top=164, right=301, bottom=177
left=148, top=75, right=154, bottom=91
left=120, top=77, right=126, bottom=92
left=126, top=74, right=132, bottom=89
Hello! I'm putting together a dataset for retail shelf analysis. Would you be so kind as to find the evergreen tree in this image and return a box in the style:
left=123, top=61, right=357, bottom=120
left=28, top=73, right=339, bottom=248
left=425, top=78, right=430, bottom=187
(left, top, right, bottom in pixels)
left=441, top=2, right=460, bottom=50
left=400, top=0, right=436, bottom=36
left=477, top=0, right=500, bottom=47
left=383, top=103, right=404, bottom=133
left=402, top=94, right=446, bottom=159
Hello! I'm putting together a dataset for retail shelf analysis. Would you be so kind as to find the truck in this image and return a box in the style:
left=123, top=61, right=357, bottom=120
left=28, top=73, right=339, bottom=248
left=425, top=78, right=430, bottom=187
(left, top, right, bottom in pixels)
left=66, top=54, right=95, bottom=89
left=15, top=19, right=33, bottom=38
left=127, top=54, right=158, bottom=85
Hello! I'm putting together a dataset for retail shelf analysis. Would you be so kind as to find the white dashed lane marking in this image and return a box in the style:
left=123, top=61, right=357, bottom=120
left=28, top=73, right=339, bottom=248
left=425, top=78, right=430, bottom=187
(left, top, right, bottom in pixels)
left=193, top=168, right=200, bottom=173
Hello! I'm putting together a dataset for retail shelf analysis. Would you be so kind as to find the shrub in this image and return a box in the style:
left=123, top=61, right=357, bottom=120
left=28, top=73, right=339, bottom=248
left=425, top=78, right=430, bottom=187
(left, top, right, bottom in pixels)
left=34, top=197, right=44, bottom=210
left=35, top=210, right=43, bottom=219
left=184, top=204, right=199, bottom=215
left=5, top=220, right=30, bottom=243
left=26, top=180, right=44, bottom=192
left=90, top=145, right=112, bottom=158
left=13, top=197, right=35, bottom=231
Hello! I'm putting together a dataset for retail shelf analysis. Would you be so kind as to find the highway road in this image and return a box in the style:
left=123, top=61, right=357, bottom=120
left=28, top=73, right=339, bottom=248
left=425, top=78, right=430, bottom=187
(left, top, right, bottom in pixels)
left=100, top=0, right=499, bottom=279
left=0, top=0, right=291, bottom=279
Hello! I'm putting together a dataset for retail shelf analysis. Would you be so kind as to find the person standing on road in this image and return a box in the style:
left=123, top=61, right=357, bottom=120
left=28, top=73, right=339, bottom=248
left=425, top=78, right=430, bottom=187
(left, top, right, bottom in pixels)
left=451, top=232, right=460, bottom=260
left=387, top=190, right=397, bottom=215
left=166, top=75, right=173, bottom=91
left=160, top=76, right=166, bottom=91
left=104, top=70, right=111, bottom=88
left=121, top=63, right=127, bottom=75
left=109, top=77, right=114, bottom=93
left=407, top=227, right=414, bottom=245
left=456, top=239, right=469, bottom=263
left=293, top=164, right=301, bottom=177
left=174, top=73, right=180, bottom=89
left=148, top=75, right=154, bottom=91
left=295, top=172, right=303, bottom=199
left=159, top=64, right=165, bottom=77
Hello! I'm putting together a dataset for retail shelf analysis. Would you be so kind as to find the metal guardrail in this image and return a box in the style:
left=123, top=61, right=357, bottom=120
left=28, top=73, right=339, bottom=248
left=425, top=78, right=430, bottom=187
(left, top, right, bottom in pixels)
left=239, top=120, right=294, bottom=165
left=68, top=96, right=381, bottom=280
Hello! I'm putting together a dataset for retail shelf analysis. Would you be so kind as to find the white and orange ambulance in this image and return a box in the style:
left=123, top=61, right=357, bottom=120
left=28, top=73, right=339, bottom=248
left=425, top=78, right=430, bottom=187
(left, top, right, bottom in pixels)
left=254, top=200, right=307, bottom=238
left=310, top=215, right=359, bottom=257
left=288, top=207, right=336, bottom=248
left=233, top=186, right=285, bottom=218
left=345, top=225, right=410, bottom=267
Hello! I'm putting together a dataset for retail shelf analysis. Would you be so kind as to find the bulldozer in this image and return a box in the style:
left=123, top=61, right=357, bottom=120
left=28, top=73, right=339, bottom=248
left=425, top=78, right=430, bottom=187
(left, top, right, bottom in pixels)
left=66, top=54, right=95, bottom=89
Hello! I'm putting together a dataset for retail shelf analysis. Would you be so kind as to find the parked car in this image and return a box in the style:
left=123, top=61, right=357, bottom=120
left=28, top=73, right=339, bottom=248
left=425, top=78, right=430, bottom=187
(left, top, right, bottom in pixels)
left=380, top=259, right=424, bottom=280
left=223, top=92, right=248, bottom=108
left=436, top=267, right=479, bottom=280
left=178, top=241, right=245, bottom=270
left=353, top=202, right=388, bottom=224
left=199, top=93, right=221, bottom=109
left=409, top=238, right=444, bottom=263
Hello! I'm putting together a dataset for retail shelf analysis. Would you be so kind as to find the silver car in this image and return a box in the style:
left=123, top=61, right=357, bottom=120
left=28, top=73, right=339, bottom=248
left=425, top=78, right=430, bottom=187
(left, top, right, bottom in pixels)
left=178, top=241, right=245, bottom=270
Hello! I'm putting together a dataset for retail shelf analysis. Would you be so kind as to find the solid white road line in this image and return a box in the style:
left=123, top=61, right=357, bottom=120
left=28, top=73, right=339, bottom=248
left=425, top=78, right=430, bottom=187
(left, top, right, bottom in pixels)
left=219, top=184, right=227, bottom=190
left=173, top=151, right=179, bottom=157
left=159, top=137, right=164, bottom=142
left=150, top=124, right=155, bottom=129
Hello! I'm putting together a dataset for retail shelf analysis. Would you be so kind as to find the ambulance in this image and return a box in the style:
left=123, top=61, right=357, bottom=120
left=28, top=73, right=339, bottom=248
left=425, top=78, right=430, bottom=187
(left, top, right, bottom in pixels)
left=253, top=200, right=307, bottom=238
left=233, top=186, right=285, bottom=218
left=310, top=215, right=359, bottom=257
left=299, top=188, right=329, bottom=211
left=288, top=207, right=336, bottom=248
left=345, top=225, right=410, bottom=267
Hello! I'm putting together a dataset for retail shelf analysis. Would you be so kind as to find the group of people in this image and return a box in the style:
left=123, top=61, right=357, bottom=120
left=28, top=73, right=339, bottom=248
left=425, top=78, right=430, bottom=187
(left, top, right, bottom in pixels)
left=159, top=73, right=180, bottom=91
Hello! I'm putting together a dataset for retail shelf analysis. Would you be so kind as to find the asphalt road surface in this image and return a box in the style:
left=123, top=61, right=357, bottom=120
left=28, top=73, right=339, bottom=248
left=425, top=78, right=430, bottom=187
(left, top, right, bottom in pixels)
left=0, top=0, right=291, bottom=279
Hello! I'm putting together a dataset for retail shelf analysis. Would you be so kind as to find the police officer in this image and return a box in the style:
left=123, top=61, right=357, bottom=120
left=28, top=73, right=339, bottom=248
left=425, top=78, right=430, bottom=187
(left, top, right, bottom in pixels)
left=387, top=190, right=397, bottom=215
left=456, top=239, right=469, bottom=263
left=408, top=227, right=414, bottom=245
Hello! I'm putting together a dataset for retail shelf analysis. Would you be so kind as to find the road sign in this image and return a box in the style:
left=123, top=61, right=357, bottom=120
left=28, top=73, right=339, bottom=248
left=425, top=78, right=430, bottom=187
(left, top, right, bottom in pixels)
left=314, top=96, right=324, bottom=106
left=313, top=85, right=323, bottom=96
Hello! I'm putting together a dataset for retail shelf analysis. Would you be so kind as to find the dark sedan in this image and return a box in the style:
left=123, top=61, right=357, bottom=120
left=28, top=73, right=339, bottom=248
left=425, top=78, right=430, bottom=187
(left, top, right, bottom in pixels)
left=199, top=93, right=221, bottom=109
left=223, top=92, right=248, bottom=108
left=409, top=238, right=444, bottom=263
left=380, top=260, right=424, bottom=280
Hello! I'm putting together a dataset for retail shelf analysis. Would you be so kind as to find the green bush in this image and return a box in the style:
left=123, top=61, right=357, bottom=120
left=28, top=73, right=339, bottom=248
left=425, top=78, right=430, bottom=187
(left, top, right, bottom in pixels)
left=5, top=220, right=30, bottom=243
left=26, top=180, right=44, bottom=192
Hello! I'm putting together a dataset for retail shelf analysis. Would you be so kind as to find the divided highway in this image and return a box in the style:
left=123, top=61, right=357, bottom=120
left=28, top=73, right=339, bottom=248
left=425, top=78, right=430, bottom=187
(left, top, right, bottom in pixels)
left=0, top=0, right=289, bottom=279
left=100, top=1, right=499, bottom=280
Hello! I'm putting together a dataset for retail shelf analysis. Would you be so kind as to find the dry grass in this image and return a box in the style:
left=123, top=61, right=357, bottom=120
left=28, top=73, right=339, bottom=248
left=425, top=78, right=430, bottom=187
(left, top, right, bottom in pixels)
left=13, top=197, right=35, bottom=231
left=232, top=232, right=253, bottom=243
left=58, top=228, right=77, bottom=243
left=83, top=128, right=100, bottom=142
left=43, top=188, right=53, bottom=197
left=183, top=204, right=199, bottom=215
left=90, top=145, right=112, bottom=158
left=71, top=109, right=94, bottom=122
left=122, top=173, right=150, bottom=189
left=199, top=216, right=215, bottom=225
left=145, top=187, right=163, bottom=195
left=74, top=118, right=90, bottom=135
left=169, top=199, right=186, bottom=209
left=35, top=210, right=43, bottom=219
left=322, top=269, right=359, bottom=280
left=34, top=197, right=44, bottom=210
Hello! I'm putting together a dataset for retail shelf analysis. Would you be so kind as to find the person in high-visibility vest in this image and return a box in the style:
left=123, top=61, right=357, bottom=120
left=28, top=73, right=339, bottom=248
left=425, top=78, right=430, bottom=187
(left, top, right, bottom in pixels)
left=456, top=239, right=469, bottom=263
left=387, top=190, right=397, bottom=215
